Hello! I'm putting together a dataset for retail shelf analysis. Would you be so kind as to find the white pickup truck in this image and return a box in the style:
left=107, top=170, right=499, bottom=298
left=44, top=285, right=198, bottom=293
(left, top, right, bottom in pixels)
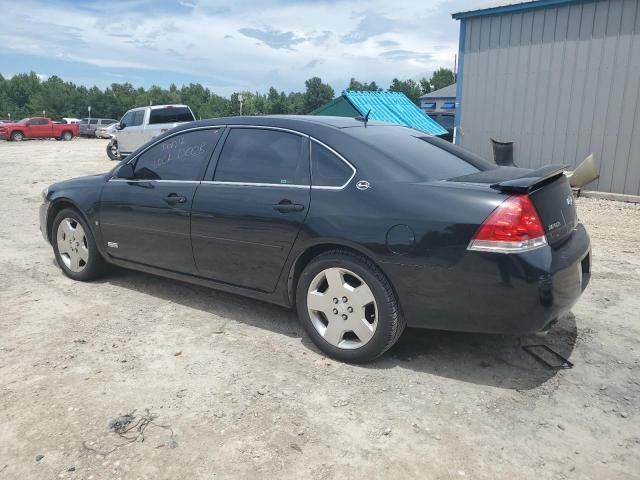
left=109, top=104, right=196, bottom=159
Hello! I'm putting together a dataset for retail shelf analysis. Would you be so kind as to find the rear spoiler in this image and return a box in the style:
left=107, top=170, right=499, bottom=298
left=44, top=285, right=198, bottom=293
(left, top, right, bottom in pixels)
left=490, top=164, right=567, bottom=193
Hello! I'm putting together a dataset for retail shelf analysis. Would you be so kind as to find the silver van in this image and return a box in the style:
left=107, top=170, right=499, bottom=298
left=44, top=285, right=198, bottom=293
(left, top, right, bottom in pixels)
left=80, top=118, right=118, bottom=137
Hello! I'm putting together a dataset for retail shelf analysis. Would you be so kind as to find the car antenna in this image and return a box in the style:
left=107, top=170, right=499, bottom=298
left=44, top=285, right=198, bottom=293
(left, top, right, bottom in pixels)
left=355, top=109, right=371, bottom=127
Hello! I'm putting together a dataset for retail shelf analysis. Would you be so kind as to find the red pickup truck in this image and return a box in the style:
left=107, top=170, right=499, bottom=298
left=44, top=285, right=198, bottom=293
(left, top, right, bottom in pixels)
left=0, top=117, right=80, bottom=141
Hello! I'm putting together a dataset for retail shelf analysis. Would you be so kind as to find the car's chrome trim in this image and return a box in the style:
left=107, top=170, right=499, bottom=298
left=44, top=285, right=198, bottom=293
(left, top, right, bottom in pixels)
left=309, top=138, right=356, bottom=191
left=226, top=124, right=310, bottom=138
left=112, top=124, right=357, bottom=191
left=108, top=179, right=201, bottom=184
left=200, top=181, right=309, bottom=189
left=467, top=236, right=548, bottom=254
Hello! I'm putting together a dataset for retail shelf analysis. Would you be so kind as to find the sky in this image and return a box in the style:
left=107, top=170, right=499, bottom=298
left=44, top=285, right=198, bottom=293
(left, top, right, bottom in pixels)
left=0, top=0, right=479, bottom=96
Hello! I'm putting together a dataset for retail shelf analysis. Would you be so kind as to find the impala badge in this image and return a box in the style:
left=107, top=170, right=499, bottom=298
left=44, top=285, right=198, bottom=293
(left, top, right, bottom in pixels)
left=356, top=180, right=370, bottom=190
left=107, top=241, right=118, bottom=249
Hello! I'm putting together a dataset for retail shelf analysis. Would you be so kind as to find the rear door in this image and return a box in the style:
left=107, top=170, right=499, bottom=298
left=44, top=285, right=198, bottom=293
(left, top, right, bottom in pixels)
left=99, top=127, right=222, bottom=273
left=191, top=127, right=310, bottom=292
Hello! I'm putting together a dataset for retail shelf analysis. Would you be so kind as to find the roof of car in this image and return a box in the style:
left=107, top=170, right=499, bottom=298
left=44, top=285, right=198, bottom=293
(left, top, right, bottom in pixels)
left=180, top=115, right=394, bottom=131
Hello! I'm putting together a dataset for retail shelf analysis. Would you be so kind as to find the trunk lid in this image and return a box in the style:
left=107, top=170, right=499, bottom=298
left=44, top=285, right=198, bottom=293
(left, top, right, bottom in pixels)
left=450, top=165, right=577, bottom=246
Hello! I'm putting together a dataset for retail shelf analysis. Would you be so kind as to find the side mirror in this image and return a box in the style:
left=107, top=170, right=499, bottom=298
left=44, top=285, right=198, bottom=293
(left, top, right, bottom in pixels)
left=115, top=163, right=134, bottom=179
left=115, top=123, right=124, bottom=130
left=25, top=122, right=31, bottom=127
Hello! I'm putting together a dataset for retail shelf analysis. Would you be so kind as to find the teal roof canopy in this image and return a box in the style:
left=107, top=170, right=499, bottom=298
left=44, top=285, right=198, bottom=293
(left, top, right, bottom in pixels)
left=342, top=90, right=447, bottom=136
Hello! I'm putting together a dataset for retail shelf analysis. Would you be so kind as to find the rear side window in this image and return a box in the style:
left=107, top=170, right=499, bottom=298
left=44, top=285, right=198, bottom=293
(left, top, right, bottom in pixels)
left=311, top=142, right=353, bottom=187
left=149, top=107, right=195, bottom=124
left=81, top=118, right=89, bottom=124
left=133, top=128, right=221, bottom=181
left=214, top=128, right=309, bottom=185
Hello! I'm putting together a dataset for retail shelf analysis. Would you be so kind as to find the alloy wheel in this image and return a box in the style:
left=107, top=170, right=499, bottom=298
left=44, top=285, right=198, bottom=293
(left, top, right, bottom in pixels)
left=307, top=267, right=378, bottom=349
left=56, top=218, right=89, bottom=272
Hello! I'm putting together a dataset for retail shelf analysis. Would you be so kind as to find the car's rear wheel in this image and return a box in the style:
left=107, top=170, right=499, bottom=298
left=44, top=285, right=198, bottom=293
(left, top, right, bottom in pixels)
left=11, top=132, right=23, bottom=141
left=296, top=250, right=405, bottom=362
left=52, top=208, right=107, bottom=281
left=62, top=131, right=73, bottom=141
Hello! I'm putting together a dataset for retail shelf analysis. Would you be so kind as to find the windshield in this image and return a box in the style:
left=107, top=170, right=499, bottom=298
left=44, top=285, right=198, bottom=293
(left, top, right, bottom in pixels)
left=17, top=118, right=29, bottom=124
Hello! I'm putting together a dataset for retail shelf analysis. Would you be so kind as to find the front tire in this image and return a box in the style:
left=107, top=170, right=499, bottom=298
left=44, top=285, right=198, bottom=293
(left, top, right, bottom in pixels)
left=52, top=208, right=107, bottom=281
left=11, top=132, right=24, bottom=141
left=106, top=140, right=120, bottom=160
left=296, top=250, right=405, bottom=362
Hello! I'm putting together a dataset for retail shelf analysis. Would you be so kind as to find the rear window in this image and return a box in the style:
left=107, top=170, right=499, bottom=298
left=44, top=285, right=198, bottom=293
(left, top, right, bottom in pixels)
left=348, top=125, right=493, bottom=181
left=149, top=107, right=195, bottom=125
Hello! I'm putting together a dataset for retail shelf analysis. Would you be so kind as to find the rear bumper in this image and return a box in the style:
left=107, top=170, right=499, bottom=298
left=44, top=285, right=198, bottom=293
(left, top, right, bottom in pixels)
left=389, top=224, right=591, bottom=334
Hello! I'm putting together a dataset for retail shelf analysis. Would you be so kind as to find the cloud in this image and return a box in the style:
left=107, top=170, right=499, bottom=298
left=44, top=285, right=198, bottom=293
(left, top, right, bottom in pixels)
left=304, top=59, right=323, bottom=69
left=377, top=39, right=398, bottom=47
left=340, top=12, right=395, bottom=44
left=380, top=50, right=432, bottom=62
left=238, top=26, right=305, bottom=50
left=0, top=0, right=466, bottom=95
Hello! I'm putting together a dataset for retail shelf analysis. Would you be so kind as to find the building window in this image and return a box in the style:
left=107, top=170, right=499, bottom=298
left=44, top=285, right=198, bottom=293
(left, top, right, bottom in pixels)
left=442, top=101, right=456, bottom=110
left=422, top=102, right=436, bottom=110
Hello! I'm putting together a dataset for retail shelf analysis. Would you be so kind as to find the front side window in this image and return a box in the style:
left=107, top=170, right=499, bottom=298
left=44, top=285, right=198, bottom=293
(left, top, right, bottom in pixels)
left=311, top=142, right=353, bottom=188
left=149, top=107, right=195, bottom=124
left=120, top=112, right=134, bottom=127
left=133, top=128, right=221, bottom=181
left=90, top=119, right=98, bottom=125
left=214, top=128, right=309, bottom=185
left=131, top=110, right=145, bottom=126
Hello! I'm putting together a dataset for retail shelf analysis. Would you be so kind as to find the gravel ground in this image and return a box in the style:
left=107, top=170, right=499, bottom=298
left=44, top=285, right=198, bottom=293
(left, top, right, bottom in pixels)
left=0, top=138, right=639, bottom=480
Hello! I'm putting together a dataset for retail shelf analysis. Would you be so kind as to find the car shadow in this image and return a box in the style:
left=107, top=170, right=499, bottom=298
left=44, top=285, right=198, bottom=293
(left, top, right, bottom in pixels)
left=99, top=267, right=577, bottom=390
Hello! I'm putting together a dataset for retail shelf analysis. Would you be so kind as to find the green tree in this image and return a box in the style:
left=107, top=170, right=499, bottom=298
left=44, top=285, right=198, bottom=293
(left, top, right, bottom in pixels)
left=429, top=68, right=455, bottom=91
left=419, top=77, right=431, bottom=95
left=388, top=78, right=422, bottom=105
left=347, top=78, right=381, bottom=92
left=303, top=77, right=334, bottom=113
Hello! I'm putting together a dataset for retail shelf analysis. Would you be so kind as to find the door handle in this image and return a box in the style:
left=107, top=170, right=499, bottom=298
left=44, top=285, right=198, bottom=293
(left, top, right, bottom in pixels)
left=274, top=200, right=305, bottom=213
left=164, top=193, right=187, bottom=204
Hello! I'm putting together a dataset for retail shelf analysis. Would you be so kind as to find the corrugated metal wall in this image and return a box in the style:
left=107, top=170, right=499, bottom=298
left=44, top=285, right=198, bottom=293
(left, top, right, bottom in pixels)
left=458, top=0, right=640, bottom=195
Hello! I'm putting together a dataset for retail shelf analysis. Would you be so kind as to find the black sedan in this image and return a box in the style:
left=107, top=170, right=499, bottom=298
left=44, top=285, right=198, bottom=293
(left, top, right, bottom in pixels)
left=39, top=116, right=591, bottom=362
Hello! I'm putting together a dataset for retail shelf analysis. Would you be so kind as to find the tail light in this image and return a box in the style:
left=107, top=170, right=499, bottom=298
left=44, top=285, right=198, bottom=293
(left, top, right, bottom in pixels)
left=467, top=194, right=547, bottom=253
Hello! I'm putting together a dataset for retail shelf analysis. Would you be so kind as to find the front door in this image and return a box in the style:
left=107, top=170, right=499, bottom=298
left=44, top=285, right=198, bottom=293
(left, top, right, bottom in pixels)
left=191, top=127, right=310, bottom=292
left=117, top=109, right=145, bottom=154
left=99, top=127, right=222, bottom=273
left=29, top=118, right=50, bottom=138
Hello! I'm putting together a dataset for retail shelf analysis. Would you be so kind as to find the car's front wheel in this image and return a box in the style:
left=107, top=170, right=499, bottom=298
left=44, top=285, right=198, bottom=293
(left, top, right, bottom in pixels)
left=11, top=131, right=24, bottom=141
left=296, top=250, right=405, bottom=362
left=52, top=208, right=107, bottom=281
left=106, top=140, right=120, bottom=160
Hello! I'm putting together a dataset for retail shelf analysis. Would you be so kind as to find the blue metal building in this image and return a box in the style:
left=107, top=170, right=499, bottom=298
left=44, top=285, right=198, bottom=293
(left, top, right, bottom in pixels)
left=453, top=0, right=640, bottom=195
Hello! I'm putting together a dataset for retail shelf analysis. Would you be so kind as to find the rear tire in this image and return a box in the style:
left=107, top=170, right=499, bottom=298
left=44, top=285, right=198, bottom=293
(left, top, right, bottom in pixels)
left=62, top=131, right=73, bottom=141
left=296, top=249, right=405, bottom=363
left=11, top=131, right=24, bottom=141
left=52, top=208, right=108, bottom=281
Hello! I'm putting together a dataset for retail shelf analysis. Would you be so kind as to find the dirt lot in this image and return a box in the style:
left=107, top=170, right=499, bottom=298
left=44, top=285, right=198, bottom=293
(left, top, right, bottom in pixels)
left=0, top=138, right=638, bottom=479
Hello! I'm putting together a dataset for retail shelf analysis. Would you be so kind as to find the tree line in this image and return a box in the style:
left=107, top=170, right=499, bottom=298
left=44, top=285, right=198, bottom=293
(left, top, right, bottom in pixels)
left=0, top=69, right=455, bottom=121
